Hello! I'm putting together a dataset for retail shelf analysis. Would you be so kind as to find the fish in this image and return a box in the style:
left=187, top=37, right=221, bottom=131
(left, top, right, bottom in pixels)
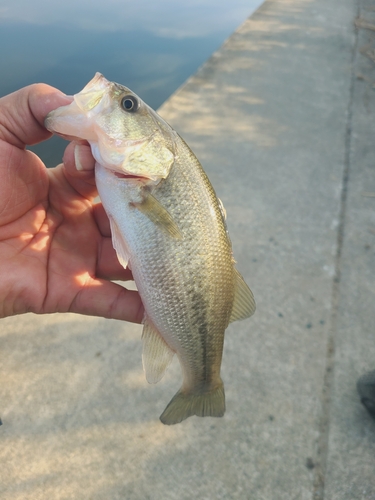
left=45, top=73, right=255, bottom=425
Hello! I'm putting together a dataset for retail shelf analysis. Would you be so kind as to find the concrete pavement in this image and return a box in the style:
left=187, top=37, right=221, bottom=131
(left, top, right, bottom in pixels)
left=1, top=0, right=375, bottom=498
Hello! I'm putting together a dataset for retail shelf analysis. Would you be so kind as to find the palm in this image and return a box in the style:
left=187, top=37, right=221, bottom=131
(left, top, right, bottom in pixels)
left=0, top=147, right=94, bottom=315
left=0, top=84, right=143, bottom=323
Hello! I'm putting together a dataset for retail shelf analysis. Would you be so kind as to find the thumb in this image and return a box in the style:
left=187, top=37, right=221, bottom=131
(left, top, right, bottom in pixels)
left=0, top=84, right=72, bottom=148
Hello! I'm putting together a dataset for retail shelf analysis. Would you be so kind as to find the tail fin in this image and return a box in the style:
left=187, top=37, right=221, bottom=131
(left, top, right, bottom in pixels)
left=160, top=383, right=225, bottom=425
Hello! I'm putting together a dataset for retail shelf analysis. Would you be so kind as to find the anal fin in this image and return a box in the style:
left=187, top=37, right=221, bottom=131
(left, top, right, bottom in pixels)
left=142, top=319, right=175, bottom=384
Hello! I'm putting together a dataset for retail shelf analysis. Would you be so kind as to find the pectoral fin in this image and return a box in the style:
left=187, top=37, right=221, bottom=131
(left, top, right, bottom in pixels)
left=229, top=269, right=256, bottom=324
left=142, top=319, right=175, bottom=384
left=133, top=192, right=182, bottom=239
left=109, top=216, right=131, bottom=269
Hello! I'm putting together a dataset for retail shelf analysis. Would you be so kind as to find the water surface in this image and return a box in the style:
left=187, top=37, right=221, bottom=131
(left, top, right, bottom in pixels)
left=1, top=0, right=263, bottom=165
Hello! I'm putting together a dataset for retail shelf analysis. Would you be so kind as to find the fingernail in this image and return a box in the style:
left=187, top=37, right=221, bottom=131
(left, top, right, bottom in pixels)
left=73, top=143, right=95, bottom=172
left=74, top=144, right=84, bottom=171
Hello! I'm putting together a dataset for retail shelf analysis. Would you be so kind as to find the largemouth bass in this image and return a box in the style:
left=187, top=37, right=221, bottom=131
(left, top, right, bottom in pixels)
left=45, top=73, right=255, bottom=425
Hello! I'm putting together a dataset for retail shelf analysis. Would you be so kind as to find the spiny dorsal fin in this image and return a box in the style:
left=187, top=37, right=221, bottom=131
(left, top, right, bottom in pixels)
left=133, top=192, right=182, bottom=239
left=229, top=269, right=256, bottom=324
left=142, top=318, right=175, bottom=384
left=218, top=198, right=227, bottom=222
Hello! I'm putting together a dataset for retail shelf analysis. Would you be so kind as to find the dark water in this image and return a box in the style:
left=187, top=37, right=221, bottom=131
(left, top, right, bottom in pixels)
left=0, top=1, right=262, bottom=166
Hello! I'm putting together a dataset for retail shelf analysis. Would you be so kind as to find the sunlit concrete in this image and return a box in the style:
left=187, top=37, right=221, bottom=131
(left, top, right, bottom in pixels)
left=1, top=0, right=375, bottom=498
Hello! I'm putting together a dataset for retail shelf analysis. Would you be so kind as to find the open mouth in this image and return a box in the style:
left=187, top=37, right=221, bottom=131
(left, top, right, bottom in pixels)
left=113, top=171, right=148, bottom=181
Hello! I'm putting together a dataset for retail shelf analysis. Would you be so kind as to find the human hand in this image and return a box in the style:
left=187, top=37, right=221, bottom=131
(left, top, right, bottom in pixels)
left=0, top=84, right=144, bottom=322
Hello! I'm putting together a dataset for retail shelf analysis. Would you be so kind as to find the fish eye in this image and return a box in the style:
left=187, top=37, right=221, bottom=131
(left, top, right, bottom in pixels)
left=121, top=95, right=139, bottom=113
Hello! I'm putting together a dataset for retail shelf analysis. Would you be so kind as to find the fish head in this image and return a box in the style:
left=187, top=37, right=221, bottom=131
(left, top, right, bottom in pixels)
left=45, top=73, right=175, bottom=181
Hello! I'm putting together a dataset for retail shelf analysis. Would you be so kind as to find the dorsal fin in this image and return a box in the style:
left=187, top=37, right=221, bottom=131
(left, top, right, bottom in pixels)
left=229, top=269, right=256, bottom=324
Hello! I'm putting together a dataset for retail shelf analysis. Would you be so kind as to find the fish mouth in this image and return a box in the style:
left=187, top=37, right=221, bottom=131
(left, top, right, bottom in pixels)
left=105, top=166, right=155, bottom=184
left=113, top=172, right=145, bottom=180
left=44, top=73, right=111, bottom=139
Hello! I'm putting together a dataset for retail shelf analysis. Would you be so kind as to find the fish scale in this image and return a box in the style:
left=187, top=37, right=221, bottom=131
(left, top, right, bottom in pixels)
left=45, top=73, right=256, bottom=425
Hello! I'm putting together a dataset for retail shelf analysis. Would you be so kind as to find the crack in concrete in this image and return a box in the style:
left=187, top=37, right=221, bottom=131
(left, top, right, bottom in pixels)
left=312, top=2, right=360, bottom=498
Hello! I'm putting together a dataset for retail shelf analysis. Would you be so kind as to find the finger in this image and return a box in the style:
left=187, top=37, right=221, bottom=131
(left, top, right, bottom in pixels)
left=93, top=203, right=111, bottom=237
left=0, top=84, right=72, bottom=148
left=62, top=141, right=97, bottom=199
left=70, top=278, right=144, bottom=324
left=97, top=237, right=133, bottom=281
left=64, top=141, right=95, bottom=174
